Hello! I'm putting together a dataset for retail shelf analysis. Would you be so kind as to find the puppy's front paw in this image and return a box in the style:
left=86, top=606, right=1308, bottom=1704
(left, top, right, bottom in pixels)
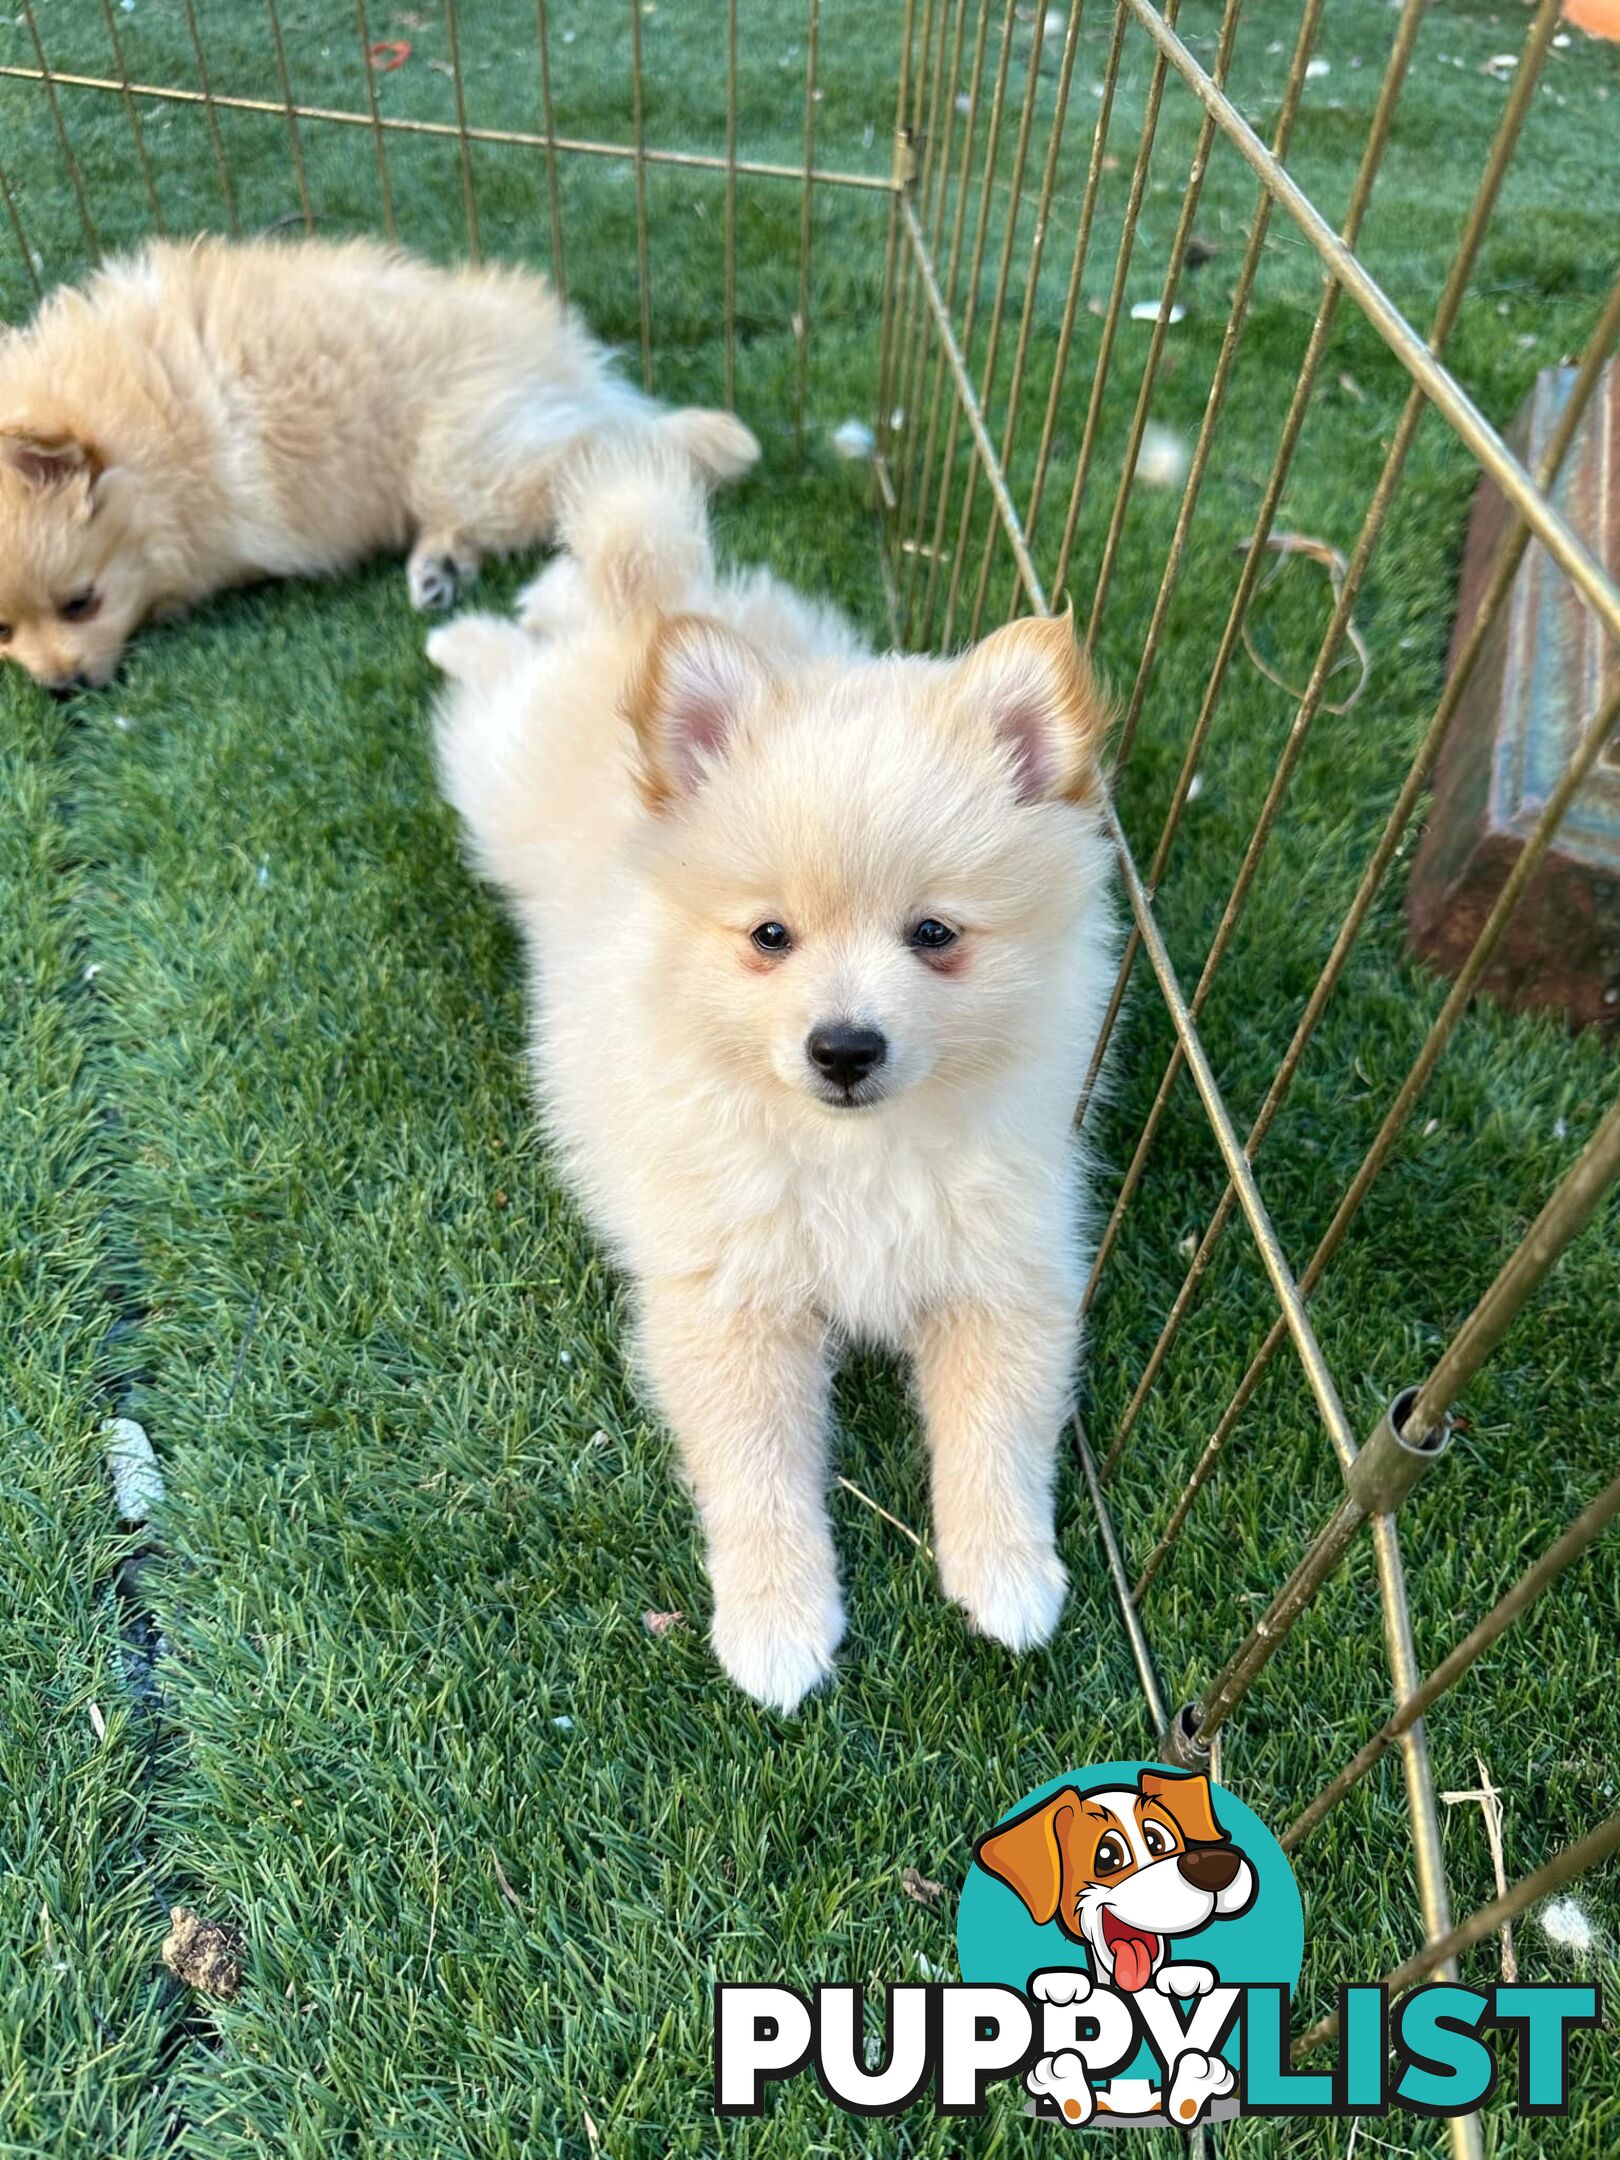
left=711, top=1581, right=845, bottom=1715
left=942, top=1540, right=1067, bottom=1652
left=1032, top=1966, right=1092, bottom=2007
left=1026, top=2049, right=1095, bottom=2126
left=1164, top=2049, right=1234, bottom=2128
left=408, top=547, right=479, bottom=613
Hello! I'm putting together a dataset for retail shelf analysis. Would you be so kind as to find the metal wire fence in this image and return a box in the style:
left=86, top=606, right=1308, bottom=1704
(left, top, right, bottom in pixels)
left=2, top=4, right=1616, bottom=2150
left=875, top=9, right=1619, bottom=2149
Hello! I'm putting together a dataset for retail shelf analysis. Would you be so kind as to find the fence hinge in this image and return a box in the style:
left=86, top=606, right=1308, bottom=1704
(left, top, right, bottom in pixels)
left=892, top=127, right=920, bottom=193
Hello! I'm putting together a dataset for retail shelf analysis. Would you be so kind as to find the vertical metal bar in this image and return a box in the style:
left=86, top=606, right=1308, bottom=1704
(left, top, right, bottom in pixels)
left=1111, top=0, right=1326, bottom=760
left=792, top=0, right=821, bottom=448
left=898, top=0, right=993, bottom=638
left=872, top=0, right=922, bottom=473
left=354, top=0, right=399, bottom=242
left=0, top=158, right=42, bottom=301
left=1083, top=0, right=1244, bottom=650
left=881, top=0, right=946, bottom=511
left=1141, top=680, right=1620, bottom=1595
left=888, top=0, right=965, bottom=539
left=939, top=1, right=1051, bottom=645
left=1074, top=1419, right=1169, bottom=1735
left=182, top=0, right=240, bottom=237
left=1405, top=1092, right=1620, bottom=1448
left=1369, top=1512, right=1468, bottom=2061
left=1181, top=1376, right=1475, bottom=1769
left=98, top=0, right=166, bottom=234
left=723, top=0, right=739, bottom=410
left=1080, top=0, right=1554, bottom=1234
left=1285, top=1470, right=1620, bottom=1850
left=1047, top=0, right=1183, bottom=609
left=1073, top=0, right=1430, bottom=1126
left=899, top=202, right=1048, bottom=617
left=1293, top=1813, right=1620, bottom=2059
left=264, top=0, right=315, bottom=233
left=915, top=0, right=1020, bottom=641
left=1124, top=0, right=1619, bottom=640
left=628, top=0, right=653, bottom=389
left=534, top=0, right=567, bottom=296
left=960, top=0, right=1088, bottom=645
left=441, top=0, right=482, bottom=264
left=1016, top=0, right=1129, bottom=565
left=19, top=2, right=101, bottom=256
left=1106, top=800, right=1358, bottom=1468
left=1106, top=274, right=1620, bottom=1496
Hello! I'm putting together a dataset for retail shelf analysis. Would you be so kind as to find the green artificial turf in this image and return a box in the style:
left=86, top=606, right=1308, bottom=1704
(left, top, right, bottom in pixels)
left=2, top=2, right=1618, bottom=2155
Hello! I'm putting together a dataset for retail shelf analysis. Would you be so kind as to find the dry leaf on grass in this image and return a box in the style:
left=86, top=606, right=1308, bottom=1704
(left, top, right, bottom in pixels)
left=642, top=1609, right=687, bottom=1636
left=1234, top=528, right=1371, bottom=715
left=902, top=1866, right=944, bottom=1907
left=161, top=1907, right=244, bottom=1998
left=491, top=1850, right=525, bottom=1913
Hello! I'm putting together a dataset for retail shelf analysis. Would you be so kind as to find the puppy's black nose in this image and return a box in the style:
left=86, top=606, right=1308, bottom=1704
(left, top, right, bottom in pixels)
left=807, top=1023, right=887, bottom=1091
left=1177, top=1846, right=1241, bottom=1893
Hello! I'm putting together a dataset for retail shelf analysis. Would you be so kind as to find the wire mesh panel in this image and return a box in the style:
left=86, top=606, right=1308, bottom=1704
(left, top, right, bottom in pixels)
left=878, top=5, right=1620, bottom=2147
left=1, top=3, right=1617, bottom=2147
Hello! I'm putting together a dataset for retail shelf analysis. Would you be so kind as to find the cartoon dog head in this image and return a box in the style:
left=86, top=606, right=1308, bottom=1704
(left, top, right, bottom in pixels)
left=974, top=1769, right=1256, bottom=1994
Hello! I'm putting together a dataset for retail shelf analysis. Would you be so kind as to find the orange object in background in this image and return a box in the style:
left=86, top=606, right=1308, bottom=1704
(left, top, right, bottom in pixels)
left=1564, top=0, right=1620, bottom=41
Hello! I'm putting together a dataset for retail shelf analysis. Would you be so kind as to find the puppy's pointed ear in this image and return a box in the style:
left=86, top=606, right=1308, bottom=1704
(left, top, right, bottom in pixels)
left=1140, top=1769, right=1227, bottom=1846
left=624, top=612, right=771, bottom=812
left=1, top=428, right=101, bottom=494
left=973, top=1789, right=1080, bottom=1926
left=954, top=607, right=1109, bottom=804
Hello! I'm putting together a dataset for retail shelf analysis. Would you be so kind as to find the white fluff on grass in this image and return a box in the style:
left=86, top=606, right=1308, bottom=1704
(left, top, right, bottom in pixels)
left=1540, top=1897, right=1595, bottom=1953
left=831, top=417, right=875, bottom=461
left=1135, top=422, right=1191, bottom=491
left=104, top=1416, right=164, bottom=1524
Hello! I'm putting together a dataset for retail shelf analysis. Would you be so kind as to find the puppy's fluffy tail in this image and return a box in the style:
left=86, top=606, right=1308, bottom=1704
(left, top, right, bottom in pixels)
left=532, top=439, right=716, bottom=628
left=658, top=405, right=760, bottom=486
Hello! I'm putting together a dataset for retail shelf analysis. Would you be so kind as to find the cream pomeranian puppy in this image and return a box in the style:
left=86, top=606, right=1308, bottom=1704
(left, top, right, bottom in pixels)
left=0, top=234, right=756, bottom=690
left=430, top=450, right=1114, bottom=1712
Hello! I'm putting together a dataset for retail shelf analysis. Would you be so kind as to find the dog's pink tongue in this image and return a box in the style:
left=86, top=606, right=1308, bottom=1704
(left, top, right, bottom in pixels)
left=1112, top=1934, right=1154, bottom=1993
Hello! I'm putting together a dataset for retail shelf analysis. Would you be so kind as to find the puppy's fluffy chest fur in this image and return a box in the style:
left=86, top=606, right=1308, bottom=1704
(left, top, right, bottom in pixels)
left=541, top=983, right=1083, bottom=1341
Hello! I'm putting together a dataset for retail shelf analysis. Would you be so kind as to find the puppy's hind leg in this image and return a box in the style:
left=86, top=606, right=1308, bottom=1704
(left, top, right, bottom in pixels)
left=639, top=1276, right=843, bottom=1714
left=408, top=532, right=484, bottom=614
left=407, top=389, right=582, bottom=612
left=910, top=1294, right=1073, bottom=1652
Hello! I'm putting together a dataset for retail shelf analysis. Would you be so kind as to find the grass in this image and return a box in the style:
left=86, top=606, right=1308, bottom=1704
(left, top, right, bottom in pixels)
left=1, top=1, right=1618, bottom=2154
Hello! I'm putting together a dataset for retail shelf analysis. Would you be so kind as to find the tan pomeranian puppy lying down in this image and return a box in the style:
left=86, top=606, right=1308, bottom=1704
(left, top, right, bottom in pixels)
left=0, top=234, right=757, bottom=691
left=430, top=448, right=1115, bottom=1713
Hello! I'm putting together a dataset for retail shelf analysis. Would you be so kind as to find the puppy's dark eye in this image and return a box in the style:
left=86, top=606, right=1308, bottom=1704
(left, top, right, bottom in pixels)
left=1094, top=1833, right=1130, bottom=1874
left=1142, top=1821, right=1173, bottom=1857
left=59, top=586, right=100, bottom=624
left=908, top=917, right=957, bottom=952
left=0, top=623, right=11, bottom=645
left=750, top=921, right=792, bottom=955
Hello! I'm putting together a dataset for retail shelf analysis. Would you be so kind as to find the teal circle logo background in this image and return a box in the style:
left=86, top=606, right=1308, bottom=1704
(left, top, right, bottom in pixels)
left=956, top=1761, right=1305, bottom=2084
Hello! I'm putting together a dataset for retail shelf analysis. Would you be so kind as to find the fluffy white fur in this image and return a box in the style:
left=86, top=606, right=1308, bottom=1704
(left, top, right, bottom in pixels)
left=0, top=235, right=756, bottom=689
left=430, top=448, right=1116, bottom=1711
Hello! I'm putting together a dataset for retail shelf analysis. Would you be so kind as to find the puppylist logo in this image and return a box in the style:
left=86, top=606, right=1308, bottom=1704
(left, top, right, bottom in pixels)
left=714, top=1761, right=1603, bottom=2128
